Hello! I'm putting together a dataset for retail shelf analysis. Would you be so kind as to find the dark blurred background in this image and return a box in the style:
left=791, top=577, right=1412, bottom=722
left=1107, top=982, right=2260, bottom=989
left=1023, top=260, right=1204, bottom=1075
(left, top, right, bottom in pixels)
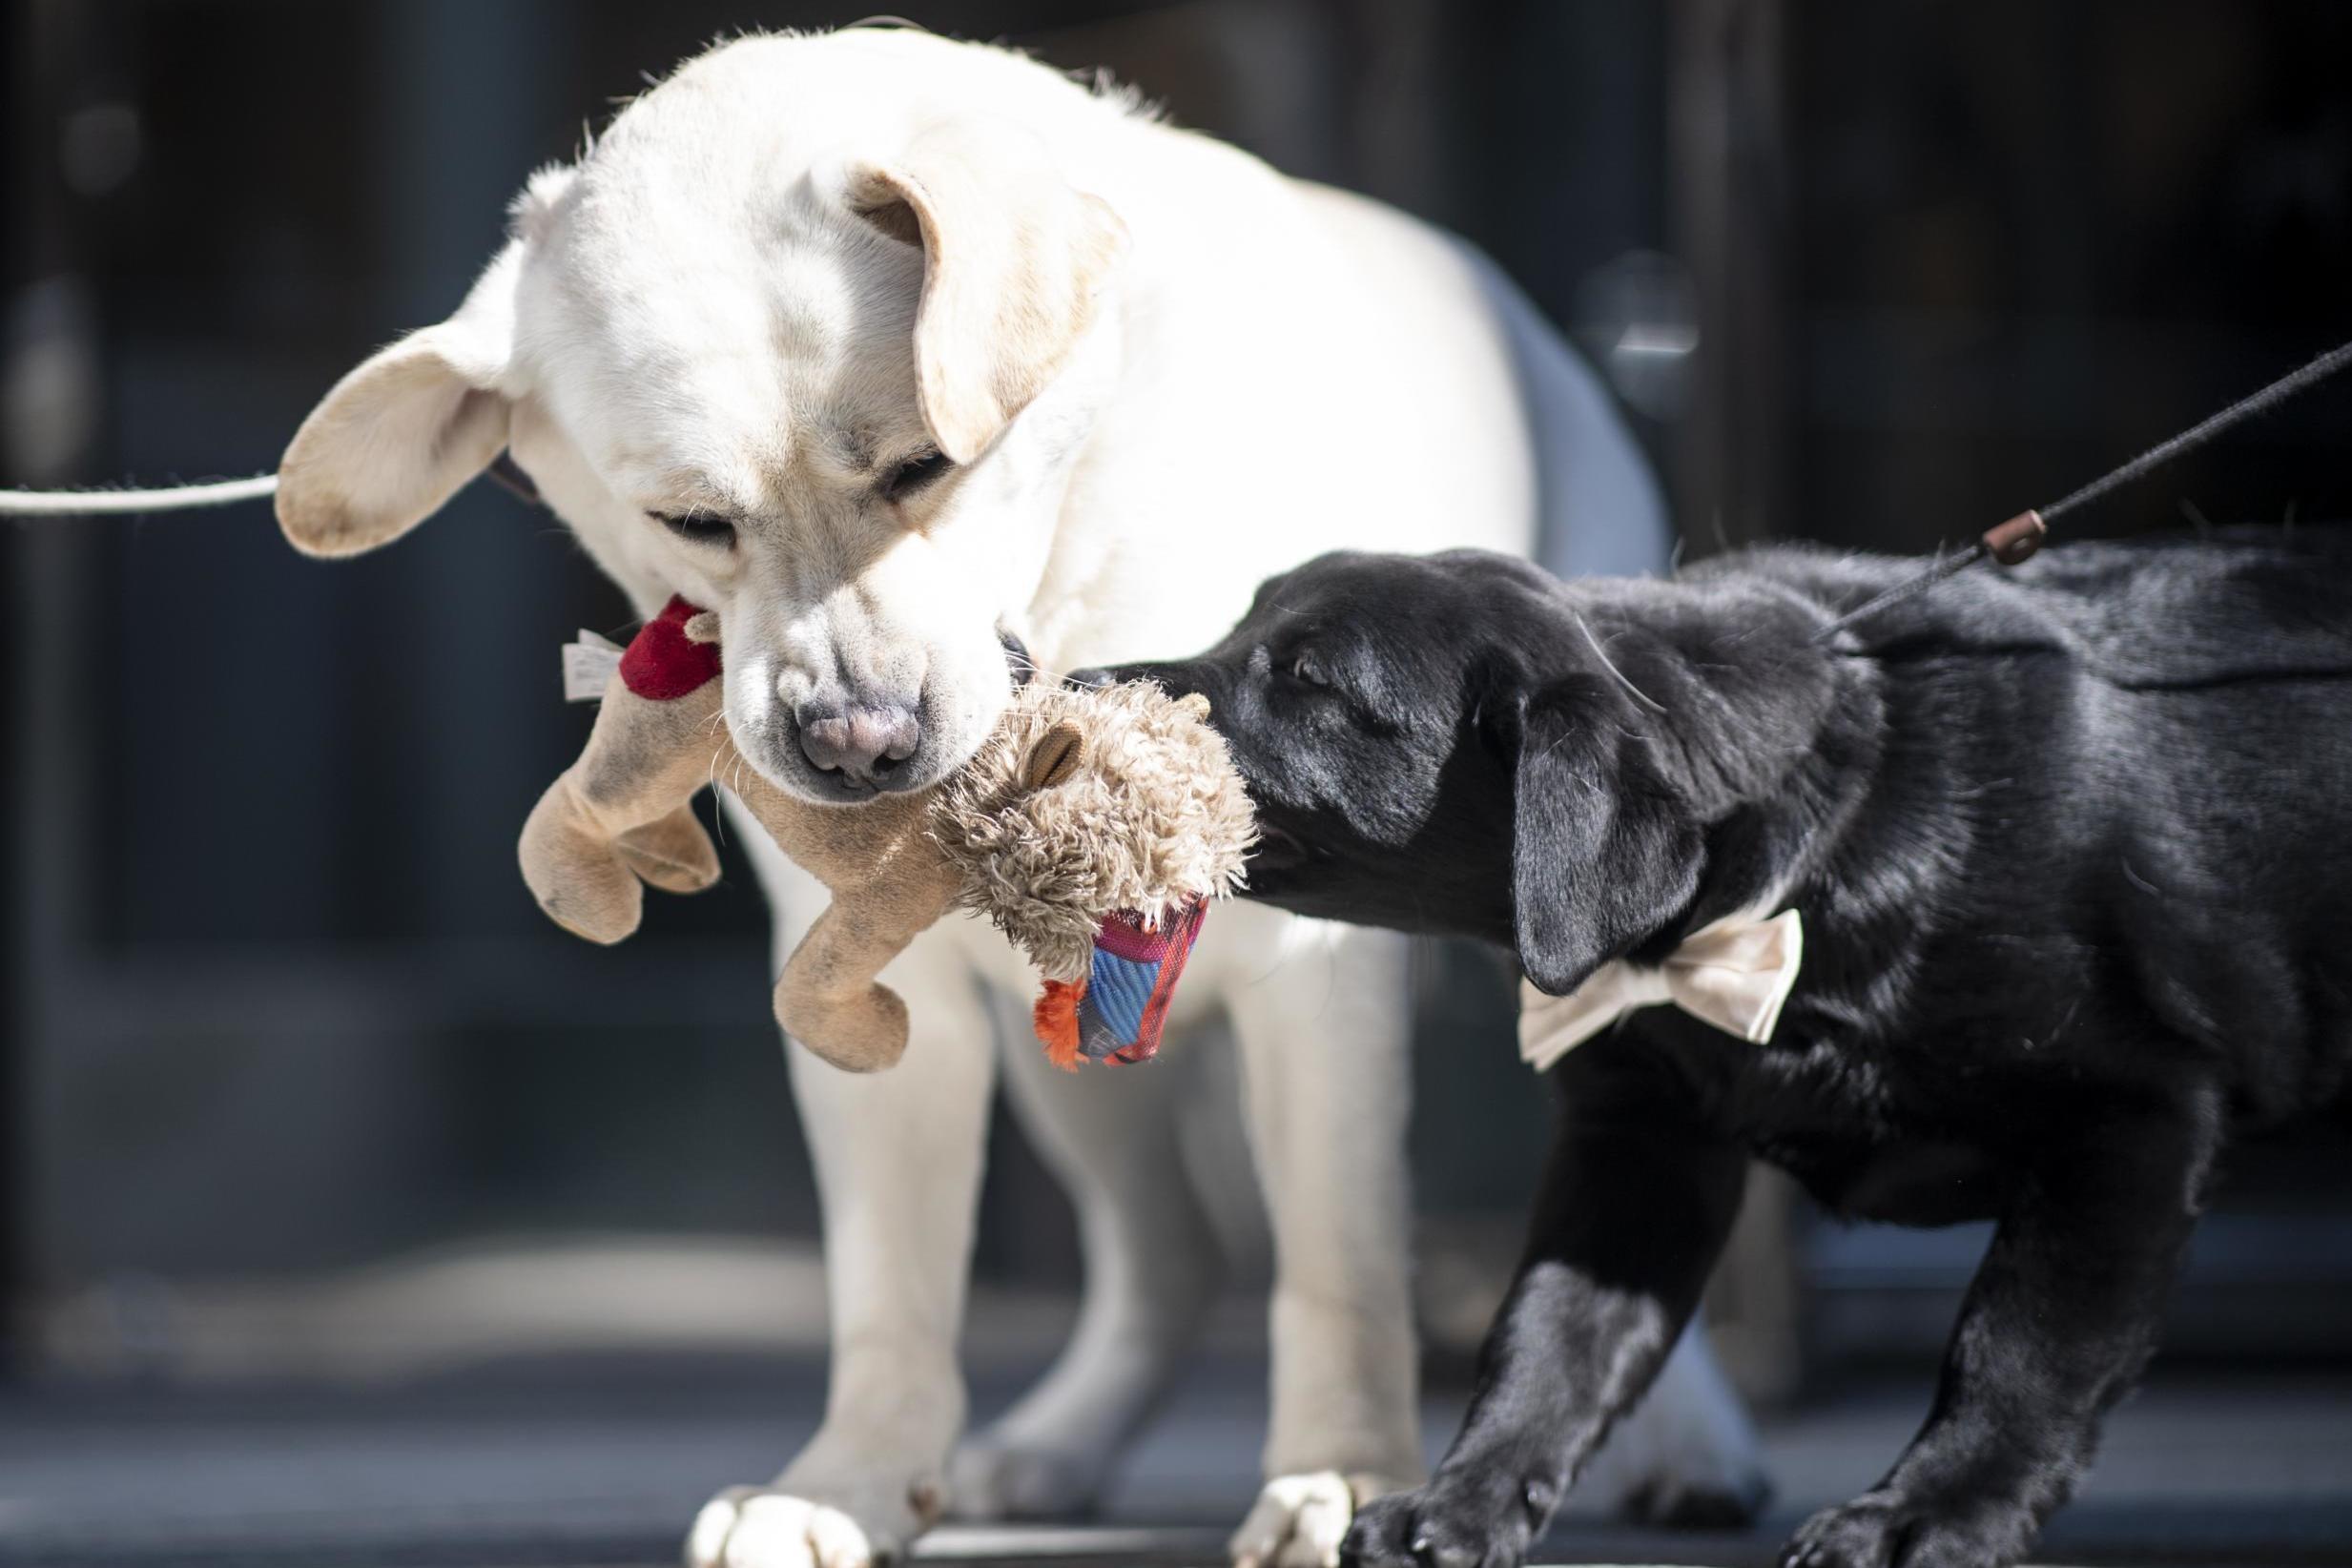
left=5, top=3, right=2351, bottom=1565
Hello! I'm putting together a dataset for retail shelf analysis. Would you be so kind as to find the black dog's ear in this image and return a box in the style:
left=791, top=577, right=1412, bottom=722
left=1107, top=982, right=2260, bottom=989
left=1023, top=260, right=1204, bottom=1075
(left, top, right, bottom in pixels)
left=1508, top=680, right=1702, bottom=996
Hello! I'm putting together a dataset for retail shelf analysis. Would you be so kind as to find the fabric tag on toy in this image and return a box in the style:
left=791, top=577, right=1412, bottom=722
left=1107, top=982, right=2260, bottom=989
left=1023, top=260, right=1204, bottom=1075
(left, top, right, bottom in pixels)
left=562, top=630, right=626, bottom=703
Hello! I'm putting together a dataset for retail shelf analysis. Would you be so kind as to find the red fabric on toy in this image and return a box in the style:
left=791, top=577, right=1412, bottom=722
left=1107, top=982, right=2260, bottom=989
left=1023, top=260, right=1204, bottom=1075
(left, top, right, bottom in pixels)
left=619, top=596, right=723, bottom=700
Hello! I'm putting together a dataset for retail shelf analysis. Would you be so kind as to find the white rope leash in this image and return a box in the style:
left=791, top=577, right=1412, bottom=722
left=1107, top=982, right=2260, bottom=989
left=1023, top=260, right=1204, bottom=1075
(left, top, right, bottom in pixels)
left=0, top=472, right=279, bottom=517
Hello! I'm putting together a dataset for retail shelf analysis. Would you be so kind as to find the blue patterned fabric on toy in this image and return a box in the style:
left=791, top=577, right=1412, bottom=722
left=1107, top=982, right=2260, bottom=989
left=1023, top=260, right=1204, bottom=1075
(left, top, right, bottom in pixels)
left=1032, top=898, right=1210, bottom=1068
left=1078, top=899, right=1208, bottom=1063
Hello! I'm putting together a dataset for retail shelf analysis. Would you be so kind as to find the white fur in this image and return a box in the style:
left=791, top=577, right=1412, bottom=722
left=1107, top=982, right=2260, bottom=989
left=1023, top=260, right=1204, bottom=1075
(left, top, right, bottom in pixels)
left=1229, top=1472, right=1361, bottom=1568
left=274, top=28, right=1761, bottom=1568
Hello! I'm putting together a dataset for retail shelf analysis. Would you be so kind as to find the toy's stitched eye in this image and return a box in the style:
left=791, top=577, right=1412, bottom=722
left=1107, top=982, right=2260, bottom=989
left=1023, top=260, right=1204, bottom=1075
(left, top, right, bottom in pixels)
left=653, top=511, right=736, bottom=548
left=882, top=449, right=955, bottom=503
left=1024, top=723, right=1087, bottom=791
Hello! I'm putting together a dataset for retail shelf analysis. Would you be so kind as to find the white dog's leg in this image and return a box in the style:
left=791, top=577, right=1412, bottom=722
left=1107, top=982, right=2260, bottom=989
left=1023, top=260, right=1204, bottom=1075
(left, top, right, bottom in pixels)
left=1570, top=1318, right=1773, bottom=1526
left=691, top=829, right=994, bottom=1568
left=948, top=990, right=1227, bottom=1519
left=1223, top=922, right=1423, bottom=1568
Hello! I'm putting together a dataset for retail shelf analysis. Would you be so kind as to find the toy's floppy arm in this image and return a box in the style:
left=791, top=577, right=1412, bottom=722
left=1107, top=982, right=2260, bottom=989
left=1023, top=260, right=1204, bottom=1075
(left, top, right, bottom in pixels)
left=771, top=856, right=960, bottom=1074
left=518, top=601, right=728, bottom=943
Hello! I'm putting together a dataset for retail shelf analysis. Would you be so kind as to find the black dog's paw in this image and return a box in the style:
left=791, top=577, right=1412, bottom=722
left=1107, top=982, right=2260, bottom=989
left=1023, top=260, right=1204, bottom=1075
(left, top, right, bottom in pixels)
left=1781, top=1491, right=2036, bottom=1568
left=1780, top=1495, right=1911, bottom=1568
left=1340, top=1478, right=1540, bottom=1568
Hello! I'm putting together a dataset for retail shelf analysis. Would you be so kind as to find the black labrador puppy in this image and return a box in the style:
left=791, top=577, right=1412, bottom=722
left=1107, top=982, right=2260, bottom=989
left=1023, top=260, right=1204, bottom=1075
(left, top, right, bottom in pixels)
left=1095, top=530, right=2352, bottom=1568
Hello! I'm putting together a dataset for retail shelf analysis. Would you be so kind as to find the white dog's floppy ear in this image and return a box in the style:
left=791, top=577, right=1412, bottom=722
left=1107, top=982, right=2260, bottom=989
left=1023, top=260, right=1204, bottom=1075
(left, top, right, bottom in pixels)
left=275, top=240, right=524, bottom=557
left=845, top=120, right=1128, bottom=464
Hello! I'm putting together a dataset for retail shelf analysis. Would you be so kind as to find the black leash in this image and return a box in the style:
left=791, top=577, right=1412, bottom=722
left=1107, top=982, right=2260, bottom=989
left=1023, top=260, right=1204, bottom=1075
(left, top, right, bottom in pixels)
left=1817, top=337, right=2352, bottom=642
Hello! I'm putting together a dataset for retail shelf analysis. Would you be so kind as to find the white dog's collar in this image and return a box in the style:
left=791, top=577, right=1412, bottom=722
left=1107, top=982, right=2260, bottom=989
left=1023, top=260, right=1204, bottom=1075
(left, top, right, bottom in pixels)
left=1519, top=907, right=1804, bottom=1070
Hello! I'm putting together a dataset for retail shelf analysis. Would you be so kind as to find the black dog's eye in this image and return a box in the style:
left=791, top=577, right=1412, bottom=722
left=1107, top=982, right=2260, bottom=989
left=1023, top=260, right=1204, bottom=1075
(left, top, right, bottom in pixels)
left=653, top=511, right=736, bottom=548
left=1287, top=653, right=1331, bottom=689
left=882, top=449, right=955, bottom=503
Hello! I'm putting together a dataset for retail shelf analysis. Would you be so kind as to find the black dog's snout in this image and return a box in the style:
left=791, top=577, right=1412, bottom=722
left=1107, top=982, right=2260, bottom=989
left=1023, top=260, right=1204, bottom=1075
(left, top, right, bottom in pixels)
left=1063, top=665, right=1117, bottom=691
left=797, top=701, right=920, bottom=787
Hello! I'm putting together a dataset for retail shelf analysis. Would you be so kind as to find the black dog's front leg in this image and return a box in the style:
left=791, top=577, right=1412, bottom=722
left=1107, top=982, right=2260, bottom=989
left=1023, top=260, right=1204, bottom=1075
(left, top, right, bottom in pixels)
left=1783, top=1092, right=2221, bottom=1568
left=1344, top=1059, right=1748, bottom=1568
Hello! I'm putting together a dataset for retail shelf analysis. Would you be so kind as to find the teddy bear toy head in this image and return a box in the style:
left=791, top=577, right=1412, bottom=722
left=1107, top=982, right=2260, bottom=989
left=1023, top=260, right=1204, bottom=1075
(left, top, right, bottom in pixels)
left=934, top=679, right=1256, bottom=1064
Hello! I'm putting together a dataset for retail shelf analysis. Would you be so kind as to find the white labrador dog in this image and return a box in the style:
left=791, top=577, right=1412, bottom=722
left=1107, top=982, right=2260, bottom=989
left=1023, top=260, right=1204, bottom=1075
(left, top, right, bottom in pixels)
left=275, top=28, right=1764, bottom=1568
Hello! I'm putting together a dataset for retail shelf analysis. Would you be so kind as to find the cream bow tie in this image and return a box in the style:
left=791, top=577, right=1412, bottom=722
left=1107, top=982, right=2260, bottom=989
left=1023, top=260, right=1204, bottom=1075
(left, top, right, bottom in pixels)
left=1518, top=908, right=1804, bottom=1071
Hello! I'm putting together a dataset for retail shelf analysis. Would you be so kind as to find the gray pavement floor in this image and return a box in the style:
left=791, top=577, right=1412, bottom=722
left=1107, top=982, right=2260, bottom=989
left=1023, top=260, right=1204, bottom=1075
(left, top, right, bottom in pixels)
left=2, top=1355, right=2348, bottom=1567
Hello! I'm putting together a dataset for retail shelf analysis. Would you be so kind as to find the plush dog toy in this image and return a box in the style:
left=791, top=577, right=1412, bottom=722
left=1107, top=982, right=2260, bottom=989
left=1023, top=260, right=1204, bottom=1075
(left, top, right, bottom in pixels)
left=518, top=599, right=1253, bottom=1073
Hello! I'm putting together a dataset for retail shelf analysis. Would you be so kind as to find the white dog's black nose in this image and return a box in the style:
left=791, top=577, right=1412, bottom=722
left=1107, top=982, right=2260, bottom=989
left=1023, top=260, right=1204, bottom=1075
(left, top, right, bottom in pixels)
left=798, top=702, right=920, bottom=786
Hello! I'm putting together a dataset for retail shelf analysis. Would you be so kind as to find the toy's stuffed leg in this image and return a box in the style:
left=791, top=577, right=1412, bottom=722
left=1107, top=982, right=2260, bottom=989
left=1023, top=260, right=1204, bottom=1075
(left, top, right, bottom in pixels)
left=616, top=804, right=723, bottom=894
left=774, top=874, right=959, bottom=1073
left=519, top=680, right=728, bottom=943
left=520, top=783, right=650, bottom=943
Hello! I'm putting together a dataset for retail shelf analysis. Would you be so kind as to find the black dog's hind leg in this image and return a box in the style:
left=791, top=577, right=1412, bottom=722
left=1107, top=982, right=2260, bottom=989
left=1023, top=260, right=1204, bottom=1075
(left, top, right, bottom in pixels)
left=1343, top=1063, right=1748, bottom=1568
left=1783, top=1089, right=2221, bottom=1568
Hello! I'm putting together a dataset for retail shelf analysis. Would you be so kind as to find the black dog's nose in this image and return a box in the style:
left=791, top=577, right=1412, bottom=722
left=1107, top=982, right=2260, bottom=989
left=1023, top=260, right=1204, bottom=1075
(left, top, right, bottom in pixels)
left=798, top=702, right=920, bottom=786
left=1063, top=666, right=1116, bottom=691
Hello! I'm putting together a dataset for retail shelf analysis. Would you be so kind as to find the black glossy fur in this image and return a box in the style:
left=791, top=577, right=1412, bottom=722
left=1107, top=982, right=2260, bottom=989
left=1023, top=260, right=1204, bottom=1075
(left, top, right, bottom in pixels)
left=1105, top=532, right=2352, bottom=1568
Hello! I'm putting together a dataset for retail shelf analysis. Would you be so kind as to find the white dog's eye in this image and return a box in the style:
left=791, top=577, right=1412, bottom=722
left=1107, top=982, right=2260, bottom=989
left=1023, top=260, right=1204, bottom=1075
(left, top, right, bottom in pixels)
left=652, top=511, right=736, bottom=548
left=882, top=449, right=955, bottom=504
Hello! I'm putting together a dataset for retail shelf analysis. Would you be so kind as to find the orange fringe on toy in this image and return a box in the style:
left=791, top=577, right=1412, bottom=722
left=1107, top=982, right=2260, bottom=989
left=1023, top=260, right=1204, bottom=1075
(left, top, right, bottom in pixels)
left=1033, top=980, right=1084, bottom=1071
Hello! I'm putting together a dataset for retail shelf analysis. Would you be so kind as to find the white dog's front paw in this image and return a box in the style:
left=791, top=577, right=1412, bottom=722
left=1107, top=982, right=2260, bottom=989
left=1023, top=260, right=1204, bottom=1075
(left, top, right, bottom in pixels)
left=1228, top=1472, right=1400, bottom=1568
left=685, top=1487, right=881, bottom=1568
left=945, top=1435, right=1104, bottom=1520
